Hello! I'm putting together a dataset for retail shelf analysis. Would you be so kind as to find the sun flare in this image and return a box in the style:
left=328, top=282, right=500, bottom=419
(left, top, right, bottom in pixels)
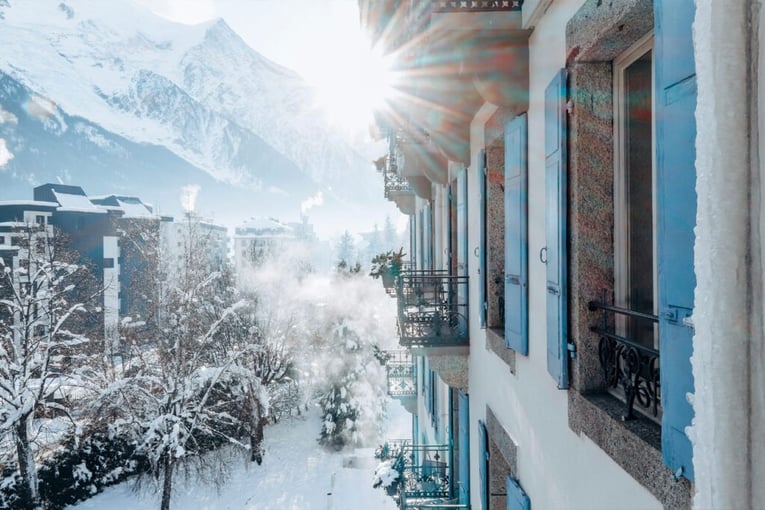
left=311, top=35, right=395, bottom=135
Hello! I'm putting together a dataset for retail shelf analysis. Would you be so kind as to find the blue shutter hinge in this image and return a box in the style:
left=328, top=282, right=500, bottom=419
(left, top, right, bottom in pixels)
left=567, top=342, right=577, bottom=359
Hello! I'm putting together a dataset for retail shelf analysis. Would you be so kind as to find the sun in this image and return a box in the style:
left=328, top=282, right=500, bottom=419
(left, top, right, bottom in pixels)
left=310, top=34, right=395, bottom=136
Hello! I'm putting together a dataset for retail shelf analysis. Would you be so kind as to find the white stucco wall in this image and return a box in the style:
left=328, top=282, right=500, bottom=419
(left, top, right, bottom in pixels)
left=464, top=0, right=661, bottom=508
left=691, top=0, right=764, bottom=507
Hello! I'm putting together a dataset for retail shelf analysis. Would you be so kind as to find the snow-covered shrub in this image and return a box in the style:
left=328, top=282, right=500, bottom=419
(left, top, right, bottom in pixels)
left=372, top=459, right=401, bottom=489
left=36, top=431, right=148, bottom=509
left=372, top=441, right=406, bottom=498
left=0, top=429, right=148, bottom=510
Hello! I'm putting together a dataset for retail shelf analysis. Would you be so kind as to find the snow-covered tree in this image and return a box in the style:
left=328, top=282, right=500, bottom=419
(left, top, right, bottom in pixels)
left=316, top=264, right=390, bottom=450
left=92, top=216, right=251, bottom=510
left=0, top=225, right=100, bottom=507
left=237, top=240, right=396, bottom=453
left=383, top=215, right=398, bottom=250
left=336, top=230, right=357, bottom=266
left=211, top=297, right=296, bottom=465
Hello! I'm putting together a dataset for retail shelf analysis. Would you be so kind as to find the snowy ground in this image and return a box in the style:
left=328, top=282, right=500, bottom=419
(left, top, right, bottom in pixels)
left=67, top=400, right=411, bottom=510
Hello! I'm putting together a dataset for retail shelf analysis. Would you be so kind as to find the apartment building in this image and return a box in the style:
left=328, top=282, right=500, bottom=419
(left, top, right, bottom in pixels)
left=361, top=1, right=764, bottom=509
left=0, top=184, right=229, bottom=343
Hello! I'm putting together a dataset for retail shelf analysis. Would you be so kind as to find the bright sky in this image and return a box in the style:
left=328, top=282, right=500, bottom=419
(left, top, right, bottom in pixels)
left=131, top=0, right=390, bottom=132
left=130, top=0, right=404, bottom=234
left=133, top=0, right=359, bottom=80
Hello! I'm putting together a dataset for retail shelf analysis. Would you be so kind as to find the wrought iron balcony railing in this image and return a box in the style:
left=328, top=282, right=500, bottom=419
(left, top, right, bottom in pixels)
left=399, top=444, right=451, bottom=503
left=589, top=293, right=661, bottom=422
left=397, top=271, right=468, bottom=348
left=432, top=0, right=523, bottom=12
left=404, top=502, right=469, bottom=510
left=384, top=350, right=416, bottom=398
left=382, top=131, right=414, bottom=199
left=376, top=441, right=464, bottom=509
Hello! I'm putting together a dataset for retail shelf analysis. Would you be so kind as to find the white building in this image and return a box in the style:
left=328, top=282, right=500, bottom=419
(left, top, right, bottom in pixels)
left=161, top=213, right=230, bottom=285
left=233, top=217, right=295, bottom=274
left=360, top=1, right=764, bottom=509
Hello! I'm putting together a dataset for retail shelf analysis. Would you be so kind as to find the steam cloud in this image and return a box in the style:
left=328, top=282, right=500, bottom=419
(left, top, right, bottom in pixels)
left=0, top=139, right=14, bottom=169
left=180, top=184, right=201, bottom=213
left=300, top=191, right=323, bottom=215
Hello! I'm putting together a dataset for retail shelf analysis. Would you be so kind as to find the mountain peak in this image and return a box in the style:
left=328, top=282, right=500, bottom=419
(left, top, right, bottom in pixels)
left=0, top=0, right=395, bottom=235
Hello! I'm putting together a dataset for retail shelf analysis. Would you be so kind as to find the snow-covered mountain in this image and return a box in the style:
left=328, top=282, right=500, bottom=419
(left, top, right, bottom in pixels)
left=0, top=0, right=390, bottom=235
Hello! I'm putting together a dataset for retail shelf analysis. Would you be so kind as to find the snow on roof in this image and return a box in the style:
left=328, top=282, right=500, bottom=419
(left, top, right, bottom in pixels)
left=235, top=217, right=293, bottom=237
left=116, top=198, right=154, bottom=218
left=0, top=200, right=58, bottom=208
left=56, top=207, right=107, bottom=214
left=52, top=190, right=102, bottom=212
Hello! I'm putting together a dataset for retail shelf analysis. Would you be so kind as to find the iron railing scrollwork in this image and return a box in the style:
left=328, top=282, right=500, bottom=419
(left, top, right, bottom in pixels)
left=384, top=349, right=417, bottom=397
left=383, top=131, right=414, bottom=199
left=396, top=271, right=468, bottom=348
left=589, top=291, right=661, bottom=422
left=432, top=0, right=524, bottom=12
left=376, top=441, right=463, bottom=509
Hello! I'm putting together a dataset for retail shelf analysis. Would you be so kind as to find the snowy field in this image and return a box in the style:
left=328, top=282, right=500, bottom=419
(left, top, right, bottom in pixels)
left=66, top=401, right=411, bottom=510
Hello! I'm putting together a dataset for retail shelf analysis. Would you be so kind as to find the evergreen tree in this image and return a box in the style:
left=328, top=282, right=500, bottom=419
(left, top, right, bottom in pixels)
left=336, top=230, right=356, bottom=266
left=383, top=215, right=398, bottom=250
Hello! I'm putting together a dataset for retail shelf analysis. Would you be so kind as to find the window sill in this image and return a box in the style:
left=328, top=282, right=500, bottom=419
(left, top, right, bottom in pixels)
left=486, top=327, right=515, bottom=374
left=568, top=391, right=691, bottom=509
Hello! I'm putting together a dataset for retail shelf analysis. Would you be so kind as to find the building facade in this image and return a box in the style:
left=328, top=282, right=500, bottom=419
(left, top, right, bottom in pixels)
left=362, top=1, right=764, bottom=509
left=0, top=185, right=230, bottom=347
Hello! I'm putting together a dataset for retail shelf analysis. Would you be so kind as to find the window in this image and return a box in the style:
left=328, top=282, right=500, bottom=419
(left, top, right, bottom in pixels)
left=565, top=0, right=695, bottom=500
left=614, top=35, right=656, bottom=350
left=104, top=258, right=115, bottom=268
left=35, top=215, right=45, bottom=225
left=0, top=236, right=5, bottom=245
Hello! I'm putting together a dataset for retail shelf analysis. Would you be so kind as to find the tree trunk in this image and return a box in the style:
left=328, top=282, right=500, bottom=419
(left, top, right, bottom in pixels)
left=250, top=413, right=265, bottom=465
left=15, top=413, right=39, bottom=508
left=161, top=454, right=174, bottom=510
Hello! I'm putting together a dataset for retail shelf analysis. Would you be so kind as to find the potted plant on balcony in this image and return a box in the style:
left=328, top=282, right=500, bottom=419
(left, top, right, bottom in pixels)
left=369, top=247, right=405, bottom=290
left=372, top=442, right=406, bottom=498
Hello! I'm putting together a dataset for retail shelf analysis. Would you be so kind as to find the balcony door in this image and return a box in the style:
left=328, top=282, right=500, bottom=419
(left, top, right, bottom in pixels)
left=614, top=35, right=657, bottom=349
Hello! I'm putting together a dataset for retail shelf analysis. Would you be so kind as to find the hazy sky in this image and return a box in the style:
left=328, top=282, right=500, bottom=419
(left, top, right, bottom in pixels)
left=131, top=0, right=362, bottom=85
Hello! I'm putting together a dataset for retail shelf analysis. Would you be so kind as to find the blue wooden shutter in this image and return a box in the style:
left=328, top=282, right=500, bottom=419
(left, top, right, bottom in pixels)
left=417, top=209, right=424, bottom=270
left=447, top=186, right=453, bottom=271
left=506, top=476, right=531, bottom=510
left=544, top=69, right=569, bottom=388
left=410, top=215, right=417, bottom=270
left=479, top=150, right=488, bottom=328
left=655, top=0, right=696, bottom=481
left=456, top=168, right=469, bottom=334
left=457, top=391, right=470, bottom=505
left=423, top=203, right=432, bottom=270
left=457, top=167, right=468, bottom=279
left=504, top=114, right=529, bottom=355
left=478, top=419, right=489, bottom=510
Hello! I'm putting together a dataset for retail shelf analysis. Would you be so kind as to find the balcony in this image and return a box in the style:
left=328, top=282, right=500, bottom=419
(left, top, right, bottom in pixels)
left=397, top=271, right=468, bottom=349
left=395, top=271, right=469, bottom=389
left=376, top=441, right=455, bottom=507
left=384, top=350, right=417, bottom=399
left=398, top=127, right=449, bottom=186
left=589, top=295, right=661, bottom=422
left=378, top=133, right=417, bottom=215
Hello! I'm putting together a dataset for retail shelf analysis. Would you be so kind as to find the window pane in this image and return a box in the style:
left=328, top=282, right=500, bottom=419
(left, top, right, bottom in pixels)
left=625, top=50, right=654, bottom=347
